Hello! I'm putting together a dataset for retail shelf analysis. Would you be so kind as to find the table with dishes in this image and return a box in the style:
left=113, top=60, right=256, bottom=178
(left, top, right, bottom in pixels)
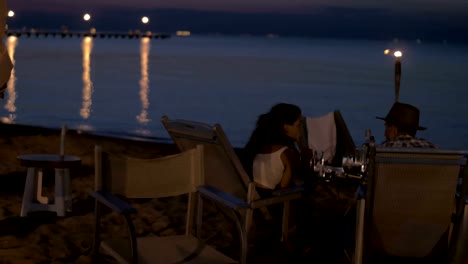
left=305, top=149, right=367, bottom=201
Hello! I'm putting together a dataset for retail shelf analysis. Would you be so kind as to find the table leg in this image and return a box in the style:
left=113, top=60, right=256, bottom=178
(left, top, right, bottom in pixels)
left=54, top=168, right=66, bottom=216
left=36, top=169, right=49, bottom=204
left=64, top=169, right=72, bottom=212
left=20, top=167, right=36, bottom=217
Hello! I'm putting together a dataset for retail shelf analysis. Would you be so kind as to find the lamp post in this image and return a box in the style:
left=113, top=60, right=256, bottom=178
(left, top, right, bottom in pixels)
left=83, top=13, right=96, bottom=37
left=6, top=10, right=14, bottom=31
left=393, top=51, right=402, bottom=102
left=141, top=16, right=151, bottom=38
left=83, top=13, right=91, bottom=32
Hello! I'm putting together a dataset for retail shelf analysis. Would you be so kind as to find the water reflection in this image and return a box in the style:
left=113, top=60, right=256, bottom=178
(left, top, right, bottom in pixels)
left=136, top=37, right=150, bottom=124
left=80, top=36, right=93, bottom=119
left=3, top=36, right=18, bottom=123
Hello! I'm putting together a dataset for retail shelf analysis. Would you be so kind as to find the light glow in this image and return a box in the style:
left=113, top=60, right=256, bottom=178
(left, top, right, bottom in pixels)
left=80, top=36, right=93, bottom=119
left=176, top=31, right=191, bottom=37
left=7, top=10, right=15, bottom=17
left=384, top=49, right=390, bottom=55
left=136, top=37, right=151, bottom=124
left=141, top=16, right=149, bottom=24
left=394, top=51, right=402, bottom=58
left=83, top=13, right=91, bottom=21
left=4, top=36, right=18, bottom=120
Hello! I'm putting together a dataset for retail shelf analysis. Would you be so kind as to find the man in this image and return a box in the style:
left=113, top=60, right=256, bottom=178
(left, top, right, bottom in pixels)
left=376, top=102, right=436, bottom=148
left=1, top=0, right=13, bottom=99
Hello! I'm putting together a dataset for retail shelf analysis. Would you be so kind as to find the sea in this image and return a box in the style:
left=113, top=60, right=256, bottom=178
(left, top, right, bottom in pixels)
left=1, top=34, right=468, bottom=150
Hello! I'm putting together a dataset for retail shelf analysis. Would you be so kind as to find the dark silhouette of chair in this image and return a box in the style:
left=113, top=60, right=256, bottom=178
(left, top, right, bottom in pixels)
left=91, top=144, right=237, bottom=263
left=161, top=116, right=304, bottom=263
left=354, top=144, right=468, bottom=264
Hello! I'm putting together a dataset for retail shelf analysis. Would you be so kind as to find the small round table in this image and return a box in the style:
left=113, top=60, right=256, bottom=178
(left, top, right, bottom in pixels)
left=17, top=154, right=81, bottom=217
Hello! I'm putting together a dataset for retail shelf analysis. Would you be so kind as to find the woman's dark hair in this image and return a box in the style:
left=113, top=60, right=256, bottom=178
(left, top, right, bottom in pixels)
left=242, top=103, right=302, bottom=177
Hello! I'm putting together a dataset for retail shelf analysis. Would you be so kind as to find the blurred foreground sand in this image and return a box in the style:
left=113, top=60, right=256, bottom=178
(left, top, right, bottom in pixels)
left=0, top=123, right=357, bottom=263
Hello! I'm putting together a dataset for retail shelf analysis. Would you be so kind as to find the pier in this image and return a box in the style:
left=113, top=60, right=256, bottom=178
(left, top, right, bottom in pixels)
left=5, top=30, right=171, bottom=39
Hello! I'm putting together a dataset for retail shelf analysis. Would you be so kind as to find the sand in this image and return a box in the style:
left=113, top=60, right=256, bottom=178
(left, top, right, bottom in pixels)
left=0, top=123, right=358, bottom=263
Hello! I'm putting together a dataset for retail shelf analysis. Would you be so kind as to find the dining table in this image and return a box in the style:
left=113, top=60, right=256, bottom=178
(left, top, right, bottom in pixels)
left=17, top=153, right=81, bottom=217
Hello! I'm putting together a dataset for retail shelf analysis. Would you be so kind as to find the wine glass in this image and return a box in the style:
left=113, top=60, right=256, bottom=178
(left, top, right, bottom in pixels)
left=342, top=154, right=362, bottom=176
left=313, top=151, right=324, bottom=172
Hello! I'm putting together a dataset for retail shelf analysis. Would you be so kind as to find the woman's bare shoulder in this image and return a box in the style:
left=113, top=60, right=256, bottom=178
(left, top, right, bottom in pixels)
left=280, top=147, right=300, bottom=165
left=259, top=144, right=288, bottom=154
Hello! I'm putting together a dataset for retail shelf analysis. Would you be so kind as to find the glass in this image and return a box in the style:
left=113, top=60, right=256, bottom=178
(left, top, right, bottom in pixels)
left=342, top=154, right=362, bottom=176
left=354, top=149, right=364, bottom=166
left=313, top=150, right=324, bottom=176
left=356, top=148, right=368, bottom=173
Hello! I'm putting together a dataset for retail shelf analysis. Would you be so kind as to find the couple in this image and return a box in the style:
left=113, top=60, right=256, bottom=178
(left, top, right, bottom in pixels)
left=243, top=101, right=435, bottom=255
left=244, top=101, right=435, bottom=196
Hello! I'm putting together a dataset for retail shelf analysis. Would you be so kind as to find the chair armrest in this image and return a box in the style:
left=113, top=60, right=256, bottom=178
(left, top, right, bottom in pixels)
left=90, top=190, right=137, bottom=214
left=272, top=184, right=304, bottom=196
left=198, top=185, right=250, bottom=210
left=250, top=191, right=302, bottom=208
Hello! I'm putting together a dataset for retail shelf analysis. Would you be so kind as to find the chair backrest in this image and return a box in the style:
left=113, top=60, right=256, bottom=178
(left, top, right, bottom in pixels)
left=95, top=144, right=204, bottom=199
left=161, top=116, right=251, bottom=201
left=367, top=147, right=466, bottom=258
left=333, top=111, right=356, bottom=163
left=302, top=110, right=355, bottom=165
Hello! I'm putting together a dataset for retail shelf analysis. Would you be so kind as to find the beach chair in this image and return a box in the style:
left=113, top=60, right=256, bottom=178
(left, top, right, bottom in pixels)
left=353, top=144, right=468, bottom=264
left=91, top=144, right=237, bottom=264
left=161, top=116, right=304, bottom=263
left=302, top=110, right=356, bottom=166
left=452, top=185, right=468, bottom=263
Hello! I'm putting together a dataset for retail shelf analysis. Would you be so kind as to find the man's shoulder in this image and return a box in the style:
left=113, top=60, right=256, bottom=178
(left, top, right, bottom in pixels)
left=412, top=137, right=437, bottom=148
left=379, top=136, right=436, bottom=149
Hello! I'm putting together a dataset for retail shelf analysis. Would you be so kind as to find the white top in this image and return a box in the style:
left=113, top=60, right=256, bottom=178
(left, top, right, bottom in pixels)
left=253, top=146, right=289, bottom=190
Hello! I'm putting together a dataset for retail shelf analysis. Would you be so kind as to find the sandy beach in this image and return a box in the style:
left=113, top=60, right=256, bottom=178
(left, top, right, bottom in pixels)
left=0, top=123, right=358, bottom=264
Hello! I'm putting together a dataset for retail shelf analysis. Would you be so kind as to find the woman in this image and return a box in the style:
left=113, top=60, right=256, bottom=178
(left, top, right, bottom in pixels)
left=244, top=103, right=310, bottom=197
left=244, top=103, right=313, bottom=255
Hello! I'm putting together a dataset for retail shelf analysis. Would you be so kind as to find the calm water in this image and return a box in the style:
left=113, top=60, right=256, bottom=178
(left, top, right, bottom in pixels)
left=1, top=35, right=468, bottom=149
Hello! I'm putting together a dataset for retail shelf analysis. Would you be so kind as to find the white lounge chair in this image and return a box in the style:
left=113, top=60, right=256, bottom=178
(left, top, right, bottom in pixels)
left=161, top=116, right=304, bottom=263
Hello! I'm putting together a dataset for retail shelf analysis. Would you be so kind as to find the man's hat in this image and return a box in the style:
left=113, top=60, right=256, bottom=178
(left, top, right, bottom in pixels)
left=376, top=102, right=426, bottom=130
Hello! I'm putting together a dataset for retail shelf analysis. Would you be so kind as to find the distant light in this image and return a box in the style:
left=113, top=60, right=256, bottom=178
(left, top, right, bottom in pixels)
left=8, top=10, right=15, bottom=17
left=394, top=51, right=402, bottom=58
left=84, top=36, right=92, bottom=43
left=83, top=13, right=91, bottom=21
left=176, top=31, right=191, bottom=37
left=7, top=35, right=17, bottom=42
left=141, top=16, right=149, bottom=24
left=384, top=49, right=390, bottom=55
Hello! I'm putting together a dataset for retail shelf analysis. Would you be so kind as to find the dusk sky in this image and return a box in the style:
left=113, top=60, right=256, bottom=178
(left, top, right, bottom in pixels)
left=6, top=0, right=468, bottom=42
left=9, top=0, right=468, bottom=14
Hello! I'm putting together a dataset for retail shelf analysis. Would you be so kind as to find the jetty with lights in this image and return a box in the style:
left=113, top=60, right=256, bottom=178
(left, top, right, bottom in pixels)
left=4, top=11, right=171, bottom=39
left=5, top=29, right=171, bottom=39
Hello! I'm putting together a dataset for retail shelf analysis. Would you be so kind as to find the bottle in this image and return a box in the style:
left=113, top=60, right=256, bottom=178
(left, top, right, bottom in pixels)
left=360, top=128, right=372, bottom=172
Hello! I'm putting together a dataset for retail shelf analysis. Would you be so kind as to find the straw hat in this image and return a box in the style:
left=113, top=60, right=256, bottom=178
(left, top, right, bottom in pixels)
left=376, top=102, right=426, bottom=130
